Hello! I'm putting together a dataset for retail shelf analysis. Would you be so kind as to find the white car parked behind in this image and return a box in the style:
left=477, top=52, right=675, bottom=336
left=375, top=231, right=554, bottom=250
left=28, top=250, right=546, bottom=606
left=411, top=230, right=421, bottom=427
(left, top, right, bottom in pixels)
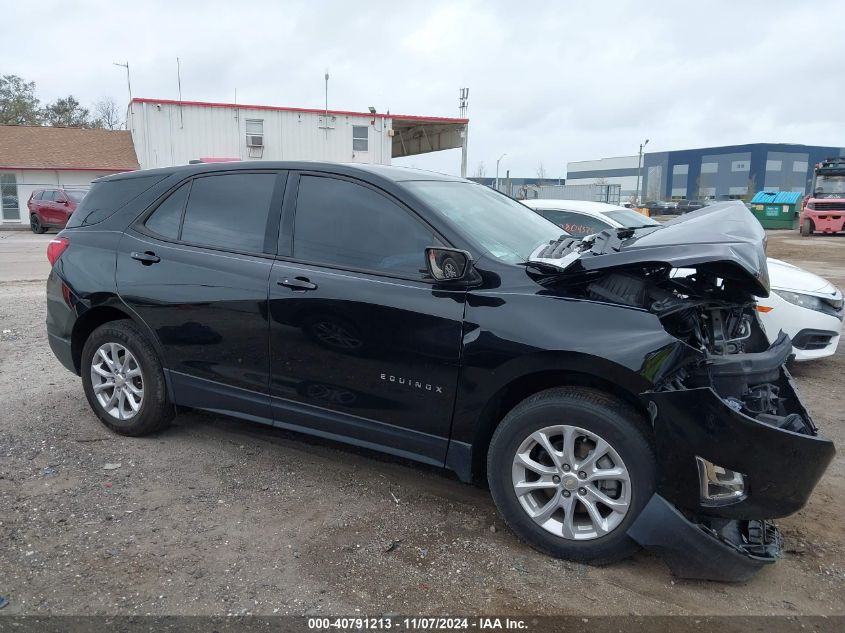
left=524, top=199, right=843, bottom=361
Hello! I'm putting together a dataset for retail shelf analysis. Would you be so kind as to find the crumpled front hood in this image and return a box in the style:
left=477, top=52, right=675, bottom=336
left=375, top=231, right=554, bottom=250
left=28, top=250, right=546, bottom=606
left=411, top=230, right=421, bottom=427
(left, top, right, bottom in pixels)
left=529, top=201, right=771, bottom=296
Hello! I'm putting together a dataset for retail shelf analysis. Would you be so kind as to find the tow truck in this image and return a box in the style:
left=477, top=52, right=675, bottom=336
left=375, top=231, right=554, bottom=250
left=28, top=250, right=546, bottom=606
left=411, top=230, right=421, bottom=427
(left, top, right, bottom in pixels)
left=800, top=157, right=845, bottom=236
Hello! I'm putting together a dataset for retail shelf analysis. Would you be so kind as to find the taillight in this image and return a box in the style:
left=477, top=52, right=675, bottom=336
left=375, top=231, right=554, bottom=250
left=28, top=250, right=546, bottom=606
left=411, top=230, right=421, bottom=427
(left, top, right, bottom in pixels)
left=47, top=237, right=69, bottom=266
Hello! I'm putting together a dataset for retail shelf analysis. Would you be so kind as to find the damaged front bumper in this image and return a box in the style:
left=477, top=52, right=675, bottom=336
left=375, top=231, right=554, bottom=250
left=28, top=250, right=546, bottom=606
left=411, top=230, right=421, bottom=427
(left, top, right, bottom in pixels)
left=628, top=340, right=835, bottom=581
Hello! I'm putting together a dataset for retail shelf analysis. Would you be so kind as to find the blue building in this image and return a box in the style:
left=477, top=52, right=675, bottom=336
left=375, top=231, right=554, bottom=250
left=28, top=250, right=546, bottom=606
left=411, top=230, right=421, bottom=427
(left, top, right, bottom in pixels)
left=641, top=143, right=845, bottom=201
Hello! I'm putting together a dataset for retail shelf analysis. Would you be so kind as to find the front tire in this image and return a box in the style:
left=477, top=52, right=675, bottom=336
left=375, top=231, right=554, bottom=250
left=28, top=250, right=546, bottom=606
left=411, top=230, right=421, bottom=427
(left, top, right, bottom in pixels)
left=81, top=320, right=173, bottom=436
left=30, top=214, right=47, bottom=234
left=487, top=387, right=655, bottom=565
left=800, top=219, right=814, bottom=236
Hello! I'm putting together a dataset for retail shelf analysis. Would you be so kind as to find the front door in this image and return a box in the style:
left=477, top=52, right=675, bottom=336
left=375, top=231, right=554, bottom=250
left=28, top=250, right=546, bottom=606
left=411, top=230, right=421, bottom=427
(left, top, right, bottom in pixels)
left=117, top=171, right=286, bottom=420
left=268, top=172, right=465, bottom=464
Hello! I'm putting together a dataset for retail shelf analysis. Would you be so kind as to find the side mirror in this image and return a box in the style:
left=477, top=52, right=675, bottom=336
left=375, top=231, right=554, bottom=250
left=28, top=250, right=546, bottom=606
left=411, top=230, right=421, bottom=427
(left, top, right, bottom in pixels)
left=425, top=247, right=472, bottom=282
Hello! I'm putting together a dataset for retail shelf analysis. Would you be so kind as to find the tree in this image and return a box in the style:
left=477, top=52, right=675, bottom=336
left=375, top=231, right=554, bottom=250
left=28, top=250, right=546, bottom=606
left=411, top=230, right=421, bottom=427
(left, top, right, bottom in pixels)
left=43, top=95, right=91, bottom=127
left=474, top=161, right=487, bottom=178
left=536, top=162, right=547, bottom=184
left=0, top=74, right=42, bottom=125
left=743, top=174, right=757, bottom=201
left=90, top=97, right=123, bottom=130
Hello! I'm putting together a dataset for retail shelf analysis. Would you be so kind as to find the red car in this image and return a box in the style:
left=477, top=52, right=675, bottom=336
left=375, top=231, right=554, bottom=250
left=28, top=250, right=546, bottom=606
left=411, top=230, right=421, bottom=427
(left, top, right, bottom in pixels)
left=27, top=188, right=87, bottom=233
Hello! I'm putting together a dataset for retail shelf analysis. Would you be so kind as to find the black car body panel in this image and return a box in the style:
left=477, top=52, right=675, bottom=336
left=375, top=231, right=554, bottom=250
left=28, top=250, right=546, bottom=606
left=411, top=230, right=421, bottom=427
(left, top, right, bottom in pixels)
left=45, top=161, right=835, bottom=581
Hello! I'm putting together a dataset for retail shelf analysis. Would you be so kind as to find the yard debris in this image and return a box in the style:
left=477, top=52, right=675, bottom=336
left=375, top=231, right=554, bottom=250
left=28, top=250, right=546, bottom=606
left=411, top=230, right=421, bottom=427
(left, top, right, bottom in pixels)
left=383, top=539, right=402, bottom=553
left=0, top=596, right=8, bottom=609
left=390, top=491, right=400, bottom=504
left=103, top=463, right=121, bottom=470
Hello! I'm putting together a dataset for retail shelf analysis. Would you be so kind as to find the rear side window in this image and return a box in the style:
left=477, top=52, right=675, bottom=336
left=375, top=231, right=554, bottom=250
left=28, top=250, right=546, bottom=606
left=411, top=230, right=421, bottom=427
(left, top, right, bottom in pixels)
left=145, top=183, right=189, bottom=239
left=44, top=191, right=56, bottom=201
left=66, top=174, right=167, bottom=228
left=180, top=173, right=277, bottom=253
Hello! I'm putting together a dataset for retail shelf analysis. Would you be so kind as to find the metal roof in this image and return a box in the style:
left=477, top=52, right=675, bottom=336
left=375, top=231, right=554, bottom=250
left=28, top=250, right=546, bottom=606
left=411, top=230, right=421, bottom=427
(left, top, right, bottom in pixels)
left=750, top=191, right=803, bottom=204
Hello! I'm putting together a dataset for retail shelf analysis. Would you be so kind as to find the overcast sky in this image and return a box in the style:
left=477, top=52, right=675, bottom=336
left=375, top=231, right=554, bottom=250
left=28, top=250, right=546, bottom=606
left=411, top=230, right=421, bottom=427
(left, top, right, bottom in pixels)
left=2, top=0, right=842, bottom=177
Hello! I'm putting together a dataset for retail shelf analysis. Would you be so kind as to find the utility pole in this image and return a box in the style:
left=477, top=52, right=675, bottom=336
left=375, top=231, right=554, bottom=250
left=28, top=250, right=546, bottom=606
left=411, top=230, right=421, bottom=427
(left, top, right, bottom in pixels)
left=324, top=69, right=330, bottom=142
left=635, top=138, right=649, bottom=204
left=113, top=61, right=132, bottom=130
left=459, top=88, right=469, bottom=178
left=496, top=153, right=507, bottom=191
left=176, top=57, right=184, bottom=128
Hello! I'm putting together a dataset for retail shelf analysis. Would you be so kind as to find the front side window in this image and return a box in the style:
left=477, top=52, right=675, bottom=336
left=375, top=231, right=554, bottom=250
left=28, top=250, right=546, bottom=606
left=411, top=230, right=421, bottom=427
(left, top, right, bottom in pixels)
left=403, top=181, right=562, bottom=263
left=293, top=175, right=435, bottom=277
left=352, top=126, right=369, bottom=152
left=180, top=173, right=277, bottom=253
left=537, top=209, right=611, bottom=237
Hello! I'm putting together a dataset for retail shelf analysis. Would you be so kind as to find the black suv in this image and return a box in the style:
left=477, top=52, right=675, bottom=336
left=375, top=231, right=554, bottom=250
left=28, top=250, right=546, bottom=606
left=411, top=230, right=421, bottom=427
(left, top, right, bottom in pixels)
left=46, top=163, right=834, bottom=581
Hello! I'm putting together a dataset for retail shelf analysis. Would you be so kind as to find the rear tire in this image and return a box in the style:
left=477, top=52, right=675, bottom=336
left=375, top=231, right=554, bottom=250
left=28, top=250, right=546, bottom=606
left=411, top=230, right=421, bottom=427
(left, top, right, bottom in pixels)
left=30, top=214, right=47, bottom=234
left=487, top=387, right=656, bottom=565
left=81, top=320, right=173, bottom=436
left=800, top=219, right=814, bottom=236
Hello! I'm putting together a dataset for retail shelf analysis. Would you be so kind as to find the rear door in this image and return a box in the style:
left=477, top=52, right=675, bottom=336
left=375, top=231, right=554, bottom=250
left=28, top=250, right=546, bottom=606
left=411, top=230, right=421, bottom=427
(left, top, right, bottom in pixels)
left=116, top=170, right=287, bottom=421
left=267, top=172, right=465, bottom=464
left=41, top=191, right=59, bottom=225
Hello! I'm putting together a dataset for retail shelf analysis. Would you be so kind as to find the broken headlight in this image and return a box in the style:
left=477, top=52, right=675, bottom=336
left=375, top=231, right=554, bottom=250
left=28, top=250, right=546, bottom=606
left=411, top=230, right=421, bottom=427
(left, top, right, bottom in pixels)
left=696, top=457, right=745, bottom=505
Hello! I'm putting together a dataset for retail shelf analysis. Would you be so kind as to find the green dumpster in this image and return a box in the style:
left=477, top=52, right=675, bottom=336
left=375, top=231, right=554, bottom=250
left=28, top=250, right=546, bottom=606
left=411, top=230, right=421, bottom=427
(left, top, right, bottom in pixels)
left=749, top=191, right=802, bottom=229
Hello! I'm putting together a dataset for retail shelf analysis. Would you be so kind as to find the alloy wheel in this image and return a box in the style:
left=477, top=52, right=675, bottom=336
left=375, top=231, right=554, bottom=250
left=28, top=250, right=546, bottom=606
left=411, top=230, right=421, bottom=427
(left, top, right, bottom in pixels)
left=90, top=342, right=144, bottom=420
left=511, top=424, right=631, bottom=540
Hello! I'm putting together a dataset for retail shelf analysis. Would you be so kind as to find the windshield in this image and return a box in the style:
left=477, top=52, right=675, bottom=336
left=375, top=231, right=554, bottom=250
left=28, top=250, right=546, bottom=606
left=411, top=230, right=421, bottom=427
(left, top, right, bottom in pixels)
left=403, top=181, right=564, bottom=263
left=814, top=175, right=845, bottom=198
left=64, top=189, right=87, bottom=203
left=603, top=209, right=659, bottom=227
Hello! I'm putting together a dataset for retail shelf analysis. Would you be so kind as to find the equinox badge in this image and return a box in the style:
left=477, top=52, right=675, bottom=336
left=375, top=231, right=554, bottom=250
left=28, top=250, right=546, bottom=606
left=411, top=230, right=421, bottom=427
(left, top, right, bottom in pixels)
left=380, top=373, right=443, bottom=394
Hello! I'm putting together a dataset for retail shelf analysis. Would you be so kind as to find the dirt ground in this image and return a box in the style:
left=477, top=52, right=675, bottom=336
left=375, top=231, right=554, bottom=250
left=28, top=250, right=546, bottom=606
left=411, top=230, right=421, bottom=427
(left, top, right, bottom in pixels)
left=0, top=229, right=843, bottom=616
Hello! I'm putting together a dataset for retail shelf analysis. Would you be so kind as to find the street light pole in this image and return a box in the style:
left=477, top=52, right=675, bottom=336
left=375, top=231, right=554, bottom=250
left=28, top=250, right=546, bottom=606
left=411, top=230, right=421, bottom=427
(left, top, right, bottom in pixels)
left=496, top=153, right=507, bottom=191
left=635, top=138, right=649, bottom=204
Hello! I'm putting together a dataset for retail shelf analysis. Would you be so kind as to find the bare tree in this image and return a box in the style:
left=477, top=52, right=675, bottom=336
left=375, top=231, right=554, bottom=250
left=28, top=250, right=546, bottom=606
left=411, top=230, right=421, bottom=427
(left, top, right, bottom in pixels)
left=594, top=176, right=608, bottom=186
left=536, top=162, right=547, bottom=184
left=474, top=161, right=487, bottom=178
left=91, top=97, right=123, bottom=130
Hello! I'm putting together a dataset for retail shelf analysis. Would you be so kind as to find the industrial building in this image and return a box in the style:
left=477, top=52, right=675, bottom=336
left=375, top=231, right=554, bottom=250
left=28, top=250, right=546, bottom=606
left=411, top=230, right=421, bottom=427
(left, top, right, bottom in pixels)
left=128, top=98, right=468, bottom=171
left=0, top=125, right=138, bottom=226
left=567, top=143, right=845, bottom=202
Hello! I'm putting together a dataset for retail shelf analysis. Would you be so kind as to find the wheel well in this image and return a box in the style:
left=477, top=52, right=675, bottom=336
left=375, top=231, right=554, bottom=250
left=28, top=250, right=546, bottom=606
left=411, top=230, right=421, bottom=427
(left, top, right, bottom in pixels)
left=469, top=370, right=650, bottom=483
left=71, top=306, right=132, bottom=373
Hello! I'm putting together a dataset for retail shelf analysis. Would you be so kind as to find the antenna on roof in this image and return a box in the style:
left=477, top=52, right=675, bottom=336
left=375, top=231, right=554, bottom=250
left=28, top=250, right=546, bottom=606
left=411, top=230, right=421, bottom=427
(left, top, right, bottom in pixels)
left=324, top=69, right=330, bottom=141
left=176, top=57, right=184, bottom=129
left=459, top=87, right=469, bottom=118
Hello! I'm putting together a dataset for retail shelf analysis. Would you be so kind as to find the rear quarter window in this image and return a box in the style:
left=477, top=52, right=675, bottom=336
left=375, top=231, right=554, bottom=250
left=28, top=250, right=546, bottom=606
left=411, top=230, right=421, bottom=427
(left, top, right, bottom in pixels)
left=66, top=174, right=167, bottom=227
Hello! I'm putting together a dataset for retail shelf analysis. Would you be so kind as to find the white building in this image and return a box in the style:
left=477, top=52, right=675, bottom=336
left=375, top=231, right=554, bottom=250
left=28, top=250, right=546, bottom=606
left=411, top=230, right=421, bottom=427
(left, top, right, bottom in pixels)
left=128, top=98, right=468, bottom=171
left=0, top=125, right=138, bottom=226
left=566, top=155, right=640, bottom=201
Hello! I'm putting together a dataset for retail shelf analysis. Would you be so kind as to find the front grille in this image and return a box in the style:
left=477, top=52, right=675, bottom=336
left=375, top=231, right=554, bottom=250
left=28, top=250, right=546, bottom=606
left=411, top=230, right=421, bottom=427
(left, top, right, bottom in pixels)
left=813, top=202, right=845, bottom=211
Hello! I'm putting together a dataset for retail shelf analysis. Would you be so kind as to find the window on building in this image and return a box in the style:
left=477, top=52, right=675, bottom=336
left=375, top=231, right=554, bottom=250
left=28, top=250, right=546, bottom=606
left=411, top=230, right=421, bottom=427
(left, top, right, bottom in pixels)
left=180, top=173, right=277, bottom=253
left=0, top=173, right=20, bottom=221
left=731, top=161, right=749, bottom=172
left=293, top=175, right=436, bottom=277
left=144, top=183, right=190, bottom=240
left=352, top=126, right=369, bottom=152
left=766, top=160, right=782, bottom=171
left=729, top=186, right=748, bottom=195
left=793, top=161, right=808, bottom=173
left=672, top=164, right=689, bottom=175
left=245, top=119, right=264, bottom=147
left=701, top=162, right=718, bottom=174
left=699, top=187, right=716, bottom=197
left=671, top=187, right=687, bottom=197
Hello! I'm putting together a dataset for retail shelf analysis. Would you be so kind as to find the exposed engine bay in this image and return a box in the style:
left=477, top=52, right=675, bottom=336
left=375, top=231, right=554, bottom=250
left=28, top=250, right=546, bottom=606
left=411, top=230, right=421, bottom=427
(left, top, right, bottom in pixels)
left=529, top=230, right=816, bottom=437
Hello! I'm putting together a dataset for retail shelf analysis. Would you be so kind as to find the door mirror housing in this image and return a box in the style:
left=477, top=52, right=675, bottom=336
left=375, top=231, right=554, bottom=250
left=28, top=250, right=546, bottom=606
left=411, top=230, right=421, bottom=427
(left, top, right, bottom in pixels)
left=425, top=247, right=473, bottom=283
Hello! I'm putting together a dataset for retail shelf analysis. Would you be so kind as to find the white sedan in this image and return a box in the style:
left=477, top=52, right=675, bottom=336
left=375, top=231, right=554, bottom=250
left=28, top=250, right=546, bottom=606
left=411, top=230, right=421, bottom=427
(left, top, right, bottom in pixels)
left=524, top=199, right=843, bottom=361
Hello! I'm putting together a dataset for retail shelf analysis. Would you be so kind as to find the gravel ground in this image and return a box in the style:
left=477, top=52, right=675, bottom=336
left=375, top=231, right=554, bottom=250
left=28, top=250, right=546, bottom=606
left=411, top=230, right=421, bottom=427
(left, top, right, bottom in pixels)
left=0, top=230, right=843, bottom=616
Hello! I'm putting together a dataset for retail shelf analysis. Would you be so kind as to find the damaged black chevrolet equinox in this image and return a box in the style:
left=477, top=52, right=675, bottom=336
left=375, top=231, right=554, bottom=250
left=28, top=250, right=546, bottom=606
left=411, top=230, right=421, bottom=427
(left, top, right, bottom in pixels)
left=46, top=162, right=835, bottom=581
